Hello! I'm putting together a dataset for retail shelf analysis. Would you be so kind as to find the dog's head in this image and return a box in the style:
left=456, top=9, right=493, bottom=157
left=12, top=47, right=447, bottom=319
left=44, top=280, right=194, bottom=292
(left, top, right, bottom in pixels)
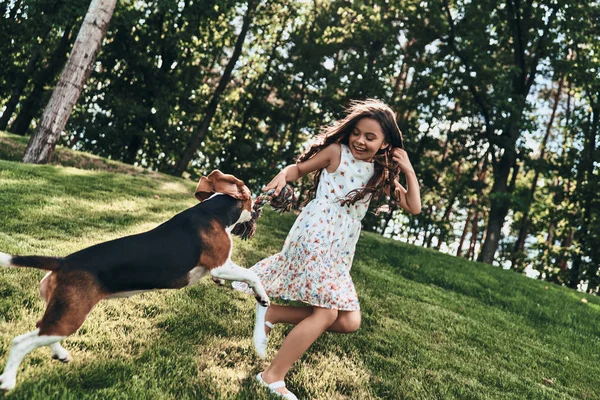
left=195, top=170, right=253, bottom=224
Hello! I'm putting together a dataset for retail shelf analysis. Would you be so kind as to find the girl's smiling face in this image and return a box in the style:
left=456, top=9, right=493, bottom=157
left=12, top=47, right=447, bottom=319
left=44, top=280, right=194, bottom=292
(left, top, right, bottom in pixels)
left=348, top=117, right=388, bottom=161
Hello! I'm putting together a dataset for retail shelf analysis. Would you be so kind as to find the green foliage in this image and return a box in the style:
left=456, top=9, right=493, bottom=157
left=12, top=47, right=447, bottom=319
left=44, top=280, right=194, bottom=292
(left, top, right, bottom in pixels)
left=0, top=0, right=87, bottom=131
left=1, top=0, right=599, bottom=289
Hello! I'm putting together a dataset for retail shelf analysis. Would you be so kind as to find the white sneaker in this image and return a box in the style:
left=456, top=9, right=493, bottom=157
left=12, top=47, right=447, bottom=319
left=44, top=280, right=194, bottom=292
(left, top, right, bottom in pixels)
left=256, top=372, right=299, bottom=400
left=253, top=303, right=270, bottom=359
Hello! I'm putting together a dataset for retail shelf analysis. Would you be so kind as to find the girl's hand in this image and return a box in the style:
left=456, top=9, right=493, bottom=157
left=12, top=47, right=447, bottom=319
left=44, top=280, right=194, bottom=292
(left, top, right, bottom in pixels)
left=262, top=172, right=287, bottom=195
left=392, top=148, right=414, bottom=174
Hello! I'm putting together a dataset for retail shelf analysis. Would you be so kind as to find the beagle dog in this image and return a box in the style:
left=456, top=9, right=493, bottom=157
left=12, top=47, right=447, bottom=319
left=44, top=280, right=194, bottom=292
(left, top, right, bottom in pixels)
left=0, top=170, right=269, bottom=391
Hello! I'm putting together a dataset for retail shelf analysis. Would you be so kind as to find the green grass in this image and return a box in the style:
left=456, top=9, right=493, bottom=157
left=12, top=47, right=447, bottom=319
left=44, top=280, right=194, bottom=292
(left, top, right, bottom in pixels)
left=0, top=143, right=599, bottom=399
left=0, top=131, right=160, bottom=176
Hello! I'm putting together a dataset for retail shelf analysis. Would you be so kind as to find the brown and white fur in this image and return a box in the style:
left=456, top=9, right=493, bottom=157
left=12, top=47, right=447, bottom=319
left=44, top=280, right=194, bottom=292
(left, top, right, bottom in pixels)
left=0, top=170, right=269, bottom=391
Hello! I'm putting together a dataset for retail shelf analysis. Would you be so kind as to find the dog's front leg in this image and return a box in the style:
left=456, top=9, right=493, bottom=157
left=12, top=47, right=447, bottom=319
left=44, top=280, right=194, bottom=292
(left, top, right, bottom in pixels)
left=211, top=277, right=226, bottom=286
left=210, top=261, right=270, bottom=307
left=50, top=342, right=72, bottom=363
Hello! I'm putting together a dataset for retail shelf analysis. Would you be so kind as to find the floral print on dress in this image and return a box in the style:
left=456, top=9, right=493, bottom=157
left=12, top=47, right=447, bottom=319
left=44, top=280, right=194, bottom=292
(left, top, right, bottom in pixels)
left=233, top=145, right=374, bottom=310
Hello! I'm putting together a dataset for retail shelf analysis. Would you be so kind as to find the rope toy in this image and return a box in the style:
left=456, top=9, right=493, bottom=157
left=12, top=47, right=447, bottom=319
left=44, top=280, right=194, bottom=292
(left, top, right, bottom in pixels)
left=231, top=185, right=296, bottom=240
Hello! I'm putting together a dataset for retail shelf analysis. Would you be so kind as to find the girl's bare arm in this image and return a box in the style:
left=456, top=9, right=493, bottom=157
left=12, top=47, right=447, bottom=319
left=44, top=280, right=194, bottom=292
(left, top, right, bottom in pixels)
left=392, top=174, right=421, bottom=215
left=263, top=144, right=341, bottom=195
left=387, top=148, right=421, bottom=215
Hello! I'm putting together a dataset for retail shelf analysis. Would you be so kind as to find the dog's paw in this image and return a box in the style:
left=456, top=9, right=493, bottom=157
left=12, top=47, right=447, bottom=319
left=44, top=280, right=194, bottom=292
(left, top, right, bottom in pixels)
left=212, top=277, right=226, bottom=286
left=51, top=343, right=72, bottom=363
left=255, top=295, right=270, bottom=308
left=52, top=353, right=72, bottom=363
left=0, top=374, right=16, bottom=392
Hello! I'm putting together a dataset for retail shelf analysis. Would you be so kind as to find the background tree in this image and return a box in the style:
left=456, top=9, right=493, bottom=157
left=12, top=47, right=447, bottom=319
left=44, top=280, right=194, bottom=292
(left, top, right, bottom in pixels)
left=2, top=0, right=599, bottom=292
left=22, top=0, right=118, bottom=163
left=0, top=0, right=86, bottom=133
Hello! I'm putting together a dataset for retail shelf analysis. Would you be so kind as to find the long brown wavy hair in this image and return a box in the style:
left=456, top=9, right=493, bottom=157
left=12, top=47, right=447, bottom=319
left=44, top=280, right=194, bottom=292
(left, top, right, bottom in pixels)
left=298, top=99, right=405, bottom=208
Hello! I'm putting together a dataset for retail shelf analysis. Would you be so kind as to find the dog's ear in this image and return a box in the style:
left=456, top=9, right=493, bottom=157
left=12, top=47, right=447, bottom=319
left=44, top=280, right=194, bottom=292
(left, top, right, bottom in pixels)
left=216, top=177, right=251, bottom=202
left=195, top=170, right=251, bottom=202
left=194, top=176, right=214, bottom=201
left=233, top=182, right=252, bottom=202
left=195, top=170, right=223, bottom=202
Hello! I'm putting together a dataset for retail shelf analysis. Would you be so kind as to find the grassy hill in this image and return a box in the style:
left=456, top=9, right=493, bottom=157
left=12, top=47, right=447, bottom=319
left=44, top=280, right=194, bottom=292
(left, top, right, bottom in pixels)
left=0, top=137, right=599, bottom=399
left=0, top=131, right=159, bottom=176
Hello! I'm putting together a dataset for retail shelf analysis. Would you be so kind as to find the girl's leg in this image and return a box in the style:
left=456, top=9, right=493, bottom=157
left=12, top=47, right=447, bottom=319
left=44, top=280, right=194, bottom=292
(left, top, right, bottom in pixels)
left=265, top=305, right=361, bottom=334
left=263, top=304, right=310, bottom=334
left=261, top=306, right=339, bottom=395
left=329, top=309, right=361, bottom=333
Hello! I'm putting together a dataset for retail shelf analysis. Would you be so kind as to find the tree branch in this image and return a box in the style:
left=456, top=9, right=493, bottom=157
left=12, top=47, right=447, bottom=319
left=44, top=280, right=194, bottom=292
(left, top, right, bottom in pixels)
left=506, top=0, right=527, bottom=88
left=524, top=4, right=559, bottom=90
left=441, top=0, right=493, bottom=137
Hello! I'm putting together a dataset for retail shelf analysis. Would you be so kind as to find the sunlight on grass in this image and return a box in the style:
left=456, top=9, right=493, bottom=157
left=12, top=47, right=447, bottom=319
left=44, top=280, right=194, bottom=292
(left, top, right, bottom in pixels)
left=56, top=167, right=96, bottom=176
left=196, top=337, right=256, bottom=397
left=159, top=180, right=193, bottom=194
left=296, top=352, right=374, bottom=399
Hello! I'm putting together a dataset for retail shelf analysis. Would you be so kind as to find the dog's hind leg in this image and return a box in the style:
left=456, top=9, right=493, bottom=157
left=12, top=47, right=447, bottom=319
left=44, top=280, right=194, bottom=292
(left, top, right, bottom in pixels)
left=1, top=273, right=103, bottom=391
left=39, top=272, right=54, bottom=302
left=210, top=261, right=270, bottom=307
left=37, top=275, right=104, bottom=341
left=0, top=329, right=66, bottom=391
left=37, top=272, right=72, bottom=363
left=37, top=299, right=96, bottom=350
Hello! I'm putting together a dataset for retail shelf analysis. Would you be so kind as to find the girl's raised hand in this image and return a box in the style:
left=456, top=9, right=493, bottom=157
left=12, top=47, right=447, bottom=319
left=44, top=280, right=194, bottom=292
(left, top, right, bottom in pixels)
left=262, top=172, right=287, bottom=196
left=391, top=148, right=414, bottom=173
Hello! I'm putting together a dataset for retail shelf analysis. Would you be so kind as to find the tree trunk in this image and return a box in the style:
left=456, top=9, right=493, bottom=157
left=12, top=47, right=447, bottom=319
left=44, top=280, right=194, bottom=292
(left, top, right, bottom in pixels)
left=123, top=134, right=142, bottom=165
left=511, top=76, right=564, bottom=270
left=10, top=26, right=74, bottom=135
left=283, top=79, right=307, bottom=163
left=555, top=83, right=574, bottom=272
left=459, top=2, right=559, bottom=264
left=479, top=219, right=487, bottom=254
left=568, top=102, right=598, bottom=288
left=357, top=40, right=383, bottom=97
left=23, top=0, right=117, bottom=164
left=477, top=104, right=522, bottom=264
left=172, top=0, right=257, bottom=176
left=389, top=40, right=415, bottom=104
left=221, top=17, right=288, bottom=171
left=477, top=162, right=511, bottom=263
left=425, top=219, right=436, bottom=248
left=421, top=219, right=432, bottom=247
left=456, top=208, right=472, bottom=257
left=467, top=208, right=480, bottom=260
left=558, top=230, right=574, bottom=270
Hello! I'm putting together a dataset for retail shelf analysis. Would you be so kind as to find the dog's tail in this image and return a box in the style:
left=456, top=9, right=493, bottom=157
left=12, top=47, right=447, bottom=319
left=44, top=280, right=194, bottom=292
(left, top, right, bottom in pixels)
left=0, top=251, right=64, bottom=271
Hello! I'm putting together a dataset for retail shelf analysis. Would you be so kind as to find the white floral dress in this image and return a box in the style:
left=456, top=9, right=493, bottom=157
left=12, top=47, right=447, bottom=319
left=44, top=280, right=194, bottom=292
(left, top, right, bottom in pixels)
left=233, top=145, right=374, bottom=310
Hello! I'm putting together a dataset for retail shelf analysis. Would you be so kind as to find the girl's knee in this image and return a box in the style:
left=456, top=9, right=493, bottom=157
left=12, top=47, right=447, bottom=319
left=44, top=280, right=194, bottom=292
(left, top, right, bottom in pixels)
left=338, top=311, right=361, bottom=333
left=313, top=307, right=339, bottom=326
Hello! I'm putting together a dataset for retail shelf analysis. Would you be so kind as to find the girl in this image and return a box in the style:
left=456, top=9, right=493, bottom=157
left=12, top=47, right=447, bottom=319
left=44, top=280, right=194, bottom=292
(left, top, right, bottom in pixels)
left=233, top=99, right=421, bottom=399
